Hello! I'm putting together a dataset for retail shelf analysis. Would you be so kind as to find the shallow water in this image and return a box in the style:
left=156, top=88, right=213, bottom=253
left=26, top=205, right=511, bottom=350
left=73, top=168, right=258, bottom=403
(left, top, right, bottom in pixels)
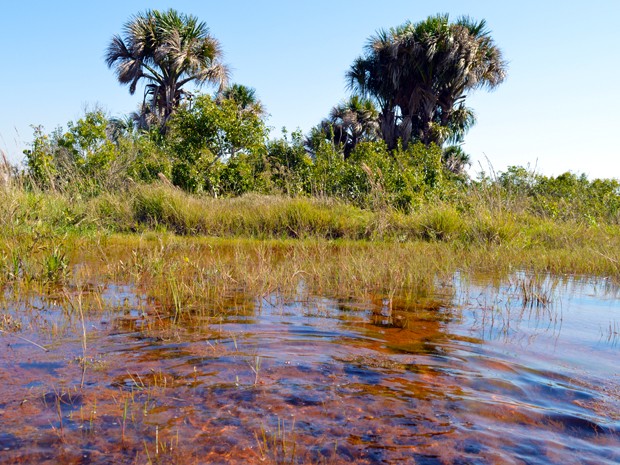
left=0, top=273, right=618, bottom=464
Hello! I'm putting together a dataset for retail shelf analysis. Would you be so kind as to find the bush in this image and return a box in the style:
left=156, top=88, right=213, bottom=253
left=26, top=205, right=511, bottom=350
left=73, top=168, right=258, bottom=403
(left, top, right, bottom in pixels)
left=167, top=94, right=269, bottom=194
left=23, top=110, right=143, bottom=196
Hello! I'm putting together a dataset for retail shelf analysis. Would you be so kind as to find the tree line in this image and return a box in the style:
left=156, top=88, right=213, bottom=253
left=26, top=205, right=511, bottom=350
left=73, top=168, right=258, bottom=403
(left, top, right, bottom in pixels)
left=22, top=9, right=546, bottom=212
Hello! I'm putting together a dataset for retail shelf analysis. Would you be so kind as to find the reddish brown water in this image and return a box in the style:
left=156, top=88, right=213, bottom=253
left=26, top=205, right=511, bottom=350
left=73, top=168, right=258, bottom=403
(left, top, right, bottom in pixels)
left=0, top=275, right=619, bottom=464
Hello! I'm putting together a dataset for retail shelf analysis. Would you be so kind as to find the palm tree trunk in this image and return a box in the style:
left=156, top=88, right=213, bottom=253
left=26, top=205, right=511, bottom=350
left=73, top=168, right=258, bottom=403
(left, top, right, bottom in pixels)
left=399, top=115, right=413, bottom=149
left=380, top=108, right=398, bottom=151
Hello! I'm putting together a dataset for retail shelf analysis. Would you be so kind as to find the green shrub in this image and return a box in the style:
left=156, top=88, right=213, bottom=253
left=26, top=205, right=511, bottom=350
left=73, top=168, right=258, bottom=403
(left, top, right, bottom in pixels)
left=167, top=94, right=269, bottom=194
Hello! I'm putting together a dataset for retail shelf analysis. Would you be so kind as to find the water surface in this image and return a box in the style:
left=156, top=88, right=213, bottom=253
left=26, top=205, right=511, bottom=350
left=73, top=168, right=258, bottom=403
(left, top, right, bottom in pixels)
left=0, top=273, right=618, bottom=464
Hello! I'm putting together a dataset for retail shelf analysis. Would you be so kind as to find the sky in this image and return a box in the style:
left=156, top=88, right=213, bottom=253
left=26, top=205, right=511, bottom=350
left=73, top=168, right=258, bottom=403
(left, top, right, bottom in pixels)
left=1, top=1, right=619, bottom=179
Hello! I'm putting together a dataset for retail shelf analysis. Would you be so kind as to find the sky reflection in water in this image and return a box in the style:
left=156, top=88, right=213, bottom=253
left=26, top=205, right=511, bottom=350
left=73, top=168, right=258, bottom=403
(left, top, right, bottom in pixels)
left=0, top=274, right=618, bottom=464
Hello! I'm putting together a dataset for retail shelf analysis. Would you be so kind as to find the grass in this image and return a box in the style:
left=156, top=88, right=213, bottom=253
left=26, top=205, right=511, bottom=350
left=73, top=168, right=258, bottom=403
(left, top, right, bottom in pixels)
left=605, top=320, right=619, bottom=345
left=1, top=179, right=620, bottom=251
left=255, top=417, right=299, bottom=465
left=0, top=180, right=619, bottom=325
left=517, top=274, right=554, bottom=308
left=1, top=230, right=616, bottom=343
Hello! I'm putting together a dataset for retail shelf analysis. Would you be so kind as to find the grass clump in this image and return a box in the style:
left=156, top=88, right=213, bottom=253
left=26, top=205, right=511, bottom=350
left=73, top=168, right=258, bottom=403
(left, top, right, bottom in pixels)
left=418, top=205, right=464, bottom=241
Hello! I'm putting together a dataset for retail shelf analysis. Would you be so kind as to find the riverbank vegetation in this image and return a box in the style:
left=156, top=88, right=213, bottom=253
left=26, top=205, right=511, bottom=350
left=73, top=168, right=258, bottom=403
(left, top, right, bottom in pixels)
left=3, top=9, right=619, bottom=282
left=2, top=172, right=620, bottom=284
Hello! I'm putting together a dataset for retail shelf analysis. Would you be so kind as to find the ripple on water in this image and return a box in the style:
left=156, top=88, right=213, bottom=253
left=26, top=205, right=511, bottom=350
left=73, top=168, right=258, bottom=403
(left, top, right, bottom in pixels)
left=0, top=273, right=619, bottom=464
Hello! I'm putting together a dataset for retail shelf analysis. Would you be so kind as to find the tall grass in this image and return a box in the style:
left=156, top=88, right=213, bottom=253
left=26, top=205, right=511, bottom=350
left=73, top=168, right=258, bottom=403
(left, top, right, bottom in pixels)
left=84, top=182, right=620, bottom=250
left=1, top=176, right=620, bottom=285
left=127, top=186, right=375, bottom=239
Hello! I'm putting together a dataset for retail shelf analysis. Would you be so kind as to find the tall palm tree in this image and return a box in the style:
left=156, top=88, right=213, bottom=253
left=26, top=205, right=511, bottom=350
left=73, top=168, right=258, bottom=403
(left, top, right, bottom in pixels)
left=348, top=14, right=506, bottom=149
left=106, top=9, right=229, bottom=130
left=442, top=145, right=471, bottom=176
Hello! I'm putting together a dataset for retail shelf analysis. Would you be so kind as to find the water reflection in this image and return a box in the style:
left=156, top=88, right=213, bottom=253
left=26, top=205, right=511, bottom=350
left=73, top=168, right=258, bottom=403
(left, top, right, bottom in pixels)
left=0, top=273, right=618, bottom=464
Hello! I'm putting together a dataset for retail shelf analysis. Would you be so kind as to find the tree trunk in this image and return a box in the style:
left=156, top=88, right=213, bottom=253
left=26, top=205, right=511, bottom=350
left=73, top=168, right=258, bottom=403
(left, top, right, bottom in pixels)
left=398, top=115, right=413, bottom=149
left=380, top=108, right=397, bottom=151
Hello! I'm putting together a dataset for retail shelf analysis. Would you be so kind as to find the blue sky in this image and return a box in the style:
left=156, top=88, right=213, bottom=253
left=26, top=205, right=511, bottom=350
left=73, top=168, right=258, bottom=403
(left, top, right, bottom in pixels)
left=1, top=1, right=619, bottom=179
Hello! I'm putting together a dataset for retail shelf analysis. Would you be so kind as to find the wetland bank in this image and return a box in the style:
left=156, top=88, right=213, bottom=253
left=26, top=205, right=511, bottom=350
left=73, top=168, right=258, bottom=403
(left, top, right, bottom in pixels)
left=5, top=125, right=620, bottom=464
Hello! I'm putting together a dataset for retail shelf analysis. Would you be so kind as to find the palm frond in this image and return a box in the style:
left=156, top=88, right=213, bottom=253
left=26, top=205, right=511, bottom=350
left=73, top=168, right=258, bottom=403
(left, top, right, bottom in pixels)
left=106, top=9, right=230, bottom=131
left=346, top=14, right=507, bottom=148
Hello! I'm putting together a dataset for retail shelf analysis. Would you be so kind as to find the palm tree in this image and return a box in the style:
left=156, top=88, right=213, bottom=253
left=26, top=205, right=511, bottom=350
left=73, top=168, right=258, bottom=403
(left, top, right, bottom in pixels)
left=309, top=96, right=380, bottom=158
left=218, top=84, right=265, bottom=116
left=106, top=9, right=229, bottom=130
left=442, top=145, right=471, bottom=176
left=348, top=14, right=506, bottom=149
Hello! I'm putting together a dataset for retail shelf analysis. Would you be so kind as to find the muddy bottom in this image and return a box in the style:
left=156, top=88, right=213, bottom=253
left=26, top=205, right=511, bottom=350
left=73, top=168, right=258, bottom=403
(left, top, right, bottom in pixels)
left=0, top=275, right=619, bottom=464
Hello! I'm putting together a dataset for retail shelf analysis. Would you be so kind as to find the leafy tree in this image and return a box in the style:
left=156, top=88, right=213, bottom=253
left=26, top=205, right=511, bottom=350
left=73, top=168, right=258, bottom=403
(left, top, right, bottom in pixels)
left=347, top=14, right=506, bottom=149
left=23, top=125, right=58, bottom=190
left=105, top=9, right=229, bottom=130
left=23, top=110, right=138, bottom=194
left=266, top=130, right=313, bottom=195
left=59, top=111, right=119, bottom=175
left=308, top=137, right=445, bottom=210
left=167, top=93, right=268, bottom=193
left=107, top=115, right=171, bottom=182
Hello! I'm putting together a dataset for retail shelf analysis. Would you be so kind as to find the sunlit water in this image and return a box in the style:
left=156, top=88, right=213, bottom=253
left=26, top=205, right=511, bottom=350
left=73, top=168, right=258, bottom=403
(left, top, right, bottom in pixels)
left=0, top=274, right=618, bottom=464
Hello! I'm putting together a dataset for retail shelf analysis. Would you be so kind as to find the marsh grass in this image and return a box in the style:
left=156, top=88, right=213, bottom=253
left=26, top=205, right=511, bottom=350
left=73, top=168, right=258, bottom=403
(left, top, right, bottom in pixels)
left=128, top=186, right=376, bottom=239
left=517, top=274, right=555, bottom=309
left=1, top=180, right=620, bottom=333
left=1, top=180, right=620, bottom=256
left=255, top=417, right=299, bottom=465
left=2, top=230, right=619, bottom=331
left=43, top=245, right=69, bottom=284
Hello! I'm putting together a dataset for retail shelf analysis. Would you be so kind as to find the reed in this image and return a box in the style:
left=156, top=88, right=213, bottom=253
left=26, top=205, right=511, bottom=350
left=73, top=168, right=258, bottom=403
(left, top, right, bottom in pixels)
left=517, top=274, right=554, bottom=308
left=255, top=417, right=299, bottom=465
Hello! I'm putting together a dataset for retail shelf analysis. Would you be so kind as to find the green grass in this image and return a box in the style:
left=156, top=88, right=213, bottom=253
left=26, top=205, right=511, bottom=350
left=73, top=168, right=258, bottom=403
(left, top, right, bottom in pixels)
left=1, top=181, right=620, bottom=305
